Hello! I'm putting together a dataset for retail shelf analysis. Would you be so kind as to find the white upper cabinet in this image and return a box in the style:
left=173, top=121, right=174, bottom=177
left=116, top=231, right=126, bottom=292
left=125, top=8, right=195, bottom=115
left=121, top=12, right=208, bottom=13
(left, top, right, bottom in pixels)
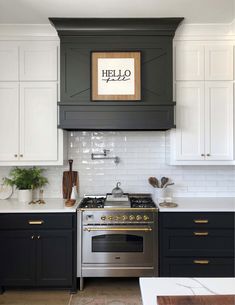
left=175, top=44, right=204, bottom=80
left=19, top=42, right=58, bottom=81
left=175, top=42, right=233, bottom=81
left=205, top=45, right=233, bottom=80
left=175, top=82, right=205, bottom=160
left=19, top=82, right=58, bottom=161
left=205, top=82, right=233, bottom=160
left=0, top=39, right=64, bottom=166
left=0, top=42, right=19, bottom=81
left=0, top=83, right=19, bottom=160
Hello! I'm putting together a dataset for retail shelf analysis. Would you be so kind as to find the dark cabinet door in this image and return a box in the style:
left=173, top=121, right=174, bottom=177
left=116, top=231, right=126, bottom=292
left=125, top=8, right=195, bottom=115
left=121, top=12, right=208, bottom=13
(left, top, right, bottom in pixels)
left=162, top=229, right=234, bottom=257
left=36, top=230, right=73, bottom=287
left=0, top=230, right=36, bottom=286
left=161, top=258, right=235, bottom=277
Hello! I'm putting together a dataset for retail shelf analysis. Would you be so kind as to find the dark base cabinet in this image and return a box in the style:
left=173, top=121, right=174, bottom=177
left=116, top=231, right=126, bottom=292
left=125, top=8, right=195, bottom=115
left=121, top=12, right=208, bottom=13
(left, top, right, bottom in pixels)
left=159, top=212, right=235, bottom=277
left=0, top=213, right=77, bottom=293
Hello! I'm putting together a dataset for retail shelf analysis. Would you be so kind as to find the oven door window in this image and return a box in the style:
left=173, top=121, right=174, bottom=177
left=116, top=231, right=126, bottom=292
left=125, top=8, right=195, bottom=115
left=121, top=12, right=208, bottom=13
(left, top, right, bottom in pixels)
left=92, top=234, right=143, bottom=252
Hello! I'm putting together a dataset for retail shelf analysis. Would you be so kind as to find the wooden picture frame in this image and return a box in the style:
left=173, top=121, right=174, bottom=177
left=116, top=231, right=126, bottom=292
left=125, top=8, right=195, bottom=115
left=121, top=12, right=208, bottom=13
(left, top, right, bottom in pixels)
left=91, top=51, right=141, bottom=101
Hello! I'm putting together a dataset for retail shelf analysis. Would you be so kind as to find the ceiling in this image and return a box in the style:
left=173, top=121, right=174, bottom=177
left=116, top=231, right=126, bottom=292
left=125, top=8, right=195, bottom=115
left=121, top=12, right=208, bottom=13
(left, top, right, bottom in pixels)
left=0, top=0, right=234, bottom=24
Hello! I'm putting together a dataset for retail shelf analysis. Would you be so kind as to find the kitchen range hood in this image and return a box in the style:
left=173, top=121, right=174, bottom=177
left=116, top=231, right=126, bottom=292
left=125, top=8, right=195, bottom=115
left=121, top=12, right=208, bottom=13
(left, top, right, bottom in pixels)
left=50, top=18, right=183, bottom=130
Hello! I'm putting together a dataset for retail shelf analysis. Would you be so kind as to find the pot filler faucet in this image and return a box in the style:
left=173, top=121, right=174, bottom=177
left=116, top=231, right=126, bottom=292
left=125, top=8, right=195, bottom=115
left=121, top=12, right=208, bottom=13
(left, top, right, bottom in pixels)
left=91, top=149, right=120, bottom=165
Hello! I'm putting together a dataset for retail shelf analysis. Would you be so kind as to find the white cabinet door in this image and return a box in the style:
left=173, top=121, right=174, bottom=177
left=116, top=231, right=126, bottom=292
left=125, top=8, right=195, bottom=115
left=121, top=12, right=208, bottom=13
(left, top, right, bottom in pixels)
left=19, top=82, right=58, bottom=161
left=0, top=42, right=18, bottom=81
left=19, top=42, right=58, bottom=81
left=175, top=44, right=204, bottom=80
left=175, top=82, right=205, bottom=160
left=205, top=82, right=233, bottom=160
left=205, top=45, right=233, bottom=80
left=0, top=83, right=19, bottom=161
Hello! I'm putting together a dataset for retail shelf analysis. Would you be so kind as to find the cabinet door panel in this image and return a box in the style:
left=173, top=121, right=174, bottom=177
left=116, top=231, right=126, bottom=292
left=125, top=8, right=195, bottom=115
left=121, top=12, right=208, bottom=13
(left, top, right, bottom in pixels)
left=175, top=44, right=204, bottom=80
left=205, top=45, right=233, bottom=80
left=163, top=229, right=234, bottom=257
left=0, top=42, right=18, bottom=81
left=0, top=231, right=36, bottom=286
left=19, top=82, right=58, bottom=161
left=36, top=230, right=73, bottom=286
left=0, top=83, right=19, bottom=161
left=20, top=42, right=57, bottom=81
left=175, top=82, right=205, bottom=160
left=161, top=258, right=234, bottom=277
left=205, top=82, right=233, bottom=160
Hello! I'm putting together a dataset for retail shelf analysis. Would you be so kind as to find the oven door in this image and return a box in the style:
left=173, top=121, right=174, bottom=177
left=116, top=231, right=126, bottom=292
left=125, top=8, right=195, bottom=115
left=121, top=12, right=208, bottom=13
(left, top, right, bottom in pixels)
left=82, top=225, right=154, bottom=265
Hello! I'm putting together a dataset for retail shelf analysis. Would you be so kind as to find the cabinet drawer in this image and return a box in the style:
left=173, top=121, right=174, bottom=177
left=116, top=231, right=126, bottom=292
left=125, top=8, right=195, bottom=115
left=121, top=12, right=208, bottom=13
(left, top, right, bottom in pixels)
left=161, top=257, right=234, bottom=277
left=0, top=213, right=74, bottom=230
left=163, top=229, right=234, bottom=257
left=161, top=212, right=234, bottom=229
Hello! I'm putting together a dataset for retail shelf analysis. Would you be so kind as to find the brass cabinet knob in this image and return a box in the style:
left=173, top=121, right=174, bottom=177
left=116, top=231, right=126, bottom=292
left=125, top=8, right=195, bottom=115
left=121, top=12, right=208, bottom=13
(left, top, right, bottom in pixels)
left=201, top=154, right=205, bottom=156
left=31, top=235, right=35, bottom=239
left=206, top=153, right=210, bottom=156
left=14, top=154, right=18, bottom=158
left=20, top=154, right=23, bottom=157
left=37, top=235, right=41, bottom=239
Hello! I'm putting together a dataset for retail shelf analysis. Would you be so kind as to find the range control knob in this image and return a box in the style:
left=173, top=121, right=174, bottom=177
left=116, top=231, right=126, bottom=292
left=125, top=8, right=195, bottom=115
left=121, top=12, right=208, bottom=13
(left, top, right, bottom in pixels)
left=108, top=216, right=113, bottom=220
left=136, top=215, right=142, bottom=221
left=114, top=216, right=120, bottom=221
left=122, top=215, right=128, bottom=221
left=143, top=215, right=150, bottom=221
left=101, top=216, right=106, bottom=221
left=129, top=215, right=135, bottom=221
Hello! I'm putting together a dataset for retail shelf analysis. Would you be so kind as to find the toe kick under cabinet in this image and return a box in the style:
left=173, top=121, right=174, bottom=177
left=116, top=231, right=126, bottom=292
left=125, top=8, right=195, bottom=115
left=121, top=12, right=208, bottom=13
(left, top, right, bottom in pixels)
left=0, top=213, right=77, bottom=293
left=159, top=212, right=234, bottom=277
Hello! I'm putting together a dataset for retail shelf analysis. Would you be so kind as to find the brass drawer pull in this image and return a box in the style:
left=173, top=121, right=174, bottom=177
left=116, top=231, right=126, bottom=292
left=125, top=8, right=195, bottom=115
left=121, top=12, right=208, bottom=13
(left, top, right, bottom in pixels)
left=193, top=260, right=209, bottom=265
left=194, top=219, right=209, bottom=224
left=28, top=220, right=44, bottom=225
left=194, top=232, right=209, bottom=236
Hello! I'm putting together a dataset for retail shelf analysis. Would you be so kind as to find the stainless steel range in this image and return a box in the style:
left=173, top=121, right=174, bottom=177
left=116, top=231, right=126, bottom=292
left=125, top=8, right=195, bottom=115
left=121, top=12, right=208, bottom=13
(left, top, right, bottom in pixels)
left=77, top=193, right=158, bottom=290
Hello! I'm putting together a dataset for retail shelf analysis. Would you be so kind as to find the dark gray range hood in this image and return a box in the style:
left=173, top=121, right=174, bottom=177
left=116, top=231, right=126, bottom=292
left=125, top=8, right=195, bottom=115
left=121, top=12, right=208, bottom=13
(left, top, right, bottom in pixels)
left=50, top=18, right=183, bottom=131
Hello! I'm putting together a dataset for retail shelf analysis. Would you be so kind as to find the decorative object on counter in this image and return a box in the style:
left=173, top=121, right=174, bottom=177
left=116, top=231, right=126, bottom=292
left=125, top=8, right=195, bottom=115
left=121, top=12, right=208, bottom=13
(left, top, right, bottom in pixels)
left=112, top=182, right=124, bottom=198
left=0, top=178, right=13, bottom=200
left=4, top=167, right=48, bottom=203
left=159, top=201, right=178, bottom=208
left=91, top=149, right=120, bottom=165
left=91, top=51, right=141, bottom=101
left=65, top=199, right=76, bottom=207
left=62, top=159, right=79, bottom=201
left=148, top=176, right=174, bottom=203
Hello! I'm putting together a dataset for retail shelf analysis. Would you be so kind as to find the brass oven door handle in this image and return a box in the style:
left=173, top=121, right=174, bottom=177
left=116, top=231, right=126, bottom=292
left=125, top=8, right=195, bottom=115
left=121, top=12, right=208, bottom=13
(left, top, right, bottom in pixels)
left=28, top=220, right=44, bottom=225
left=194, top=232, right=209, bottom=236
left=194, top=219, right=209, bottom=224
left=193, top=260, right=209, bottom=264
left=84, top=227, right=152, bottom=232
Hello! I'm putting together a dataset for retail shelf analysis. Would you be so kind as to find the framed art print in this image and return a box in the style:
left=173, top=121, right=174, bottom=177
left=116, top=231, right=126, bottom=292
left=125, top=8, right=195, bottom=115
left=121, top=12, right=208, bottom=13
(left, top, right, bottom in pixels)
left=91, top=51, right=141, bottom=101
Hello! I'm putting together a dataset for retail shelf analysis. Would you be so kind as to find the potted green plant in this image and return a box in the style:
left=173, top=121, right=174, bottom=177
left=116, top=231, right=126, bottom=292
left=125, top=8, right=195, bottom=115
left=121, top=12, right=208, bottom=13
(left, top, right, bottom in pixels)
left=5, top=167, right=48, bottom=203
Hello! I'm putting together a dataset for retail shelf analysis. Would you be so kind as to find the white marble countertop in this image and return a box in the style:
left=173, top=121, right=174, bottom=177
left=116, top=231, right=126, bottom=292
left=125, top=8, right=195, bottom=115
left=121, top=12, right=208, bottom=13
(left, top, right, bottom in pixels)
left=157, top=197, right=235, bottom=212
left=140, top=277, right=235, bottom=305
left=0, top=198, right=81, bottom=213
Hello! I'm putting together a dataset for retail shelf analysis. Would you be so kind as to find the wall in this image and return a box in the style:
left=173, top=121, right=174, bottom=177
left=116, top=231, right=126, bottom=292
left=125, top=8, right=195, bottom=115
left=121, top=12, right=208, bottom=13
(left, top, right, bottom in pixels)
left=1, top=131, right=235, bottom=198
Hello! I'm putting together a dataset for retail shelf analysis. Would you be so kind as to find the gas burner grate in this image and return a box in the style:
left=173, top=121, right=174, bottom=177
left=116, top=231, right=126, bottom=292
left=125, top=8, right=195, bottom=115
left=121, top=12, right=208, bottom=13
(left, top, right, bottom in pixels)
left=79, top=197, right=105, bottom=209
left=130, top=197, right=156, bottom=208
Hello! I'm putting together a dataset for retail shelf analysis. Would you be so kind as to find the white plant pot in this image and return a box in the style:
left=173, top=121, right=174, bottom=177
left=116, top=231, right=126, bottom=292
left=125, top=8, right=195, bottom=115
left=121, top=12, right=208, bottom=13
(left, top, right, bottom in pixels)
left=18, top=189, right=32, bottom=203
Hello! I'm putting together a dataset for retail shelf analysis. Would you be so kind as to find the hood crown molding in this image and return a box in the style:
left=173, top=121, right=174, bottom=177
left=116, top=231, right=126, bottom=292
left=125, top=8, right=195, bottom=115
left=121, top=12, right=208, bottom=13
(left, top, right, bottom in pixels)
left=49, top=17, right=184, bottom=36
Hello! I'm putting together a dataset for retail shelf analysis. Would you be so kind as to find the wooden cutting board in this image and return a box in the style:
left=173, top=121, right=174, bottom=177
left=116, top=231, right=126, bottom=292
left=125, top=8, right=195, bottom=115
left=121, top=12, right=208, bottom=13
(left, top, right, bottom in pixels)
left=62, top=159, right=79, bottom=199
left=157, top=295, right=235, bottom=305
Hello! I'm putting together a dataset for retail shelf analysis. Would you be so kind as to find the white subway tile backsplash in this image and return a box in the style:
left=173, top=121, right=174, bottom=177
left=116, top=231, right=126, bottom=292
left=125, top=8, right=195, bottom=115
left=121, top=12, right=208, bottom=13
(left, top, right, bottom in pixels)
left=1, top=131, right=235, bottom=198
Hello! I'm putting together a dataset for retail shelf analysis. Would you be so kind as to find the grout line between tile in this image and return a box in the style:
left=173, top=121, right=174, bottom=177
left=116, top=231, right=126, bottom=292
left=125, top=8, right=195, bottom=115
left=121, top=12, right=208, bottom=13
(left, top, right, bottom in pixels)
left=67, top=294, right=73, bottom=305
